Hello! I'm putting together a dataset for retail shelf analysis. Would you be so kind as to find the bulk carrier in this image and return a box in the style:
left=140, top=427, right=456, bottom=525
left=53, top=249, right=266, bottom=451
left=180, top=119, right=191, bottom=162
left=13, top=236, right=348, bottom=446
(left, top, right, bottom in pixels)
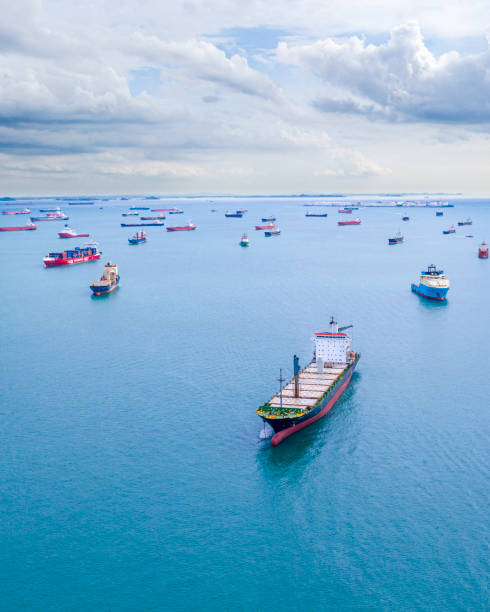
left=257, top=317, right=360, bottom=446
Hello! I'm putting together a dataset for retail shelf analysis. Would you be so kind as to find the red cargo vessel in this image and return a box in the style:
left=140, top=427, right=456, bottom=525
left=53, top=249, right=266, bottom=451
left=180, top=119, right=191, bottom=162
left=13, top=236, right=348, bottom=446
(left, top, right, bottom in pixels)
left=2, top=209, right=31, bottom=215
left=0, top=223, right=37, bottom=231
left=479, top=241, right=488, bottom=259
left=338, top=218, right=361, bottom=226
left=43, top=243, right=101, bottom=267
left=338, top=208, right=353, bottom=213
left=255, top=223, right=275, bottom=230
left=166, top=221, right=196, bottom=232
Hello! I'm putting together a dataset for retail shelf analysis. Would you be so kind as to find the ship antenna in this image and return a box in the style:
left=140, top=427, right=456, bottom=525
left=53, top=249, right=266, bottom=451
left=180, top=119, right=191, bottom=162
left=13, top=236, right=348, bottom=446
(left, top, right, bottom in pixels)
left=277, top=368, right=284, bottom=409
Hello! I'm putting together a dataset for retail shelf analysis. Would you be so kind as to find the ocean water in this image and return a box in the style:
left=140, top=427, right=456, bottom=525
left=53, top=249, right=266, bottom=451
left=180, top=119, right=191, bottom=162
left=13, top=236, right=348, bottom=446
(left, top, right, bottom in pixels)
left=1, top=198, right=489, bottom=610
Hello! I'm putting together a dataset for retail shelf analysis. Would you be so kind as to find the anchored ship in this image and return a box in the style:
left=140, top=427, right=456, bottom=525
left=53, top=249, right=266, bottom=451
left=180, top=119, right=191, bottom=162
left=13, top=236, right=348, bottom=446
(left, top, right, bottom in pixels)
left=411, top=264, right=450, bottom=300
left=31, top=208, right=68, bottom=221
left=166, top=221, right=196, bottom=232
left=43, top=243, right=101, bottom=267
left=443, top=225, right=456, bottom=234
left=2, top=209, right=30, bottom=215
left=257, top=317, right=360, bottom=446
left=121, top=220, right=164, bottom=227
left=255, top=223, right=274, bottom=230
left=458, top=218, right=472, bottom=226
left=338, top=217, right=361, bottom=226
left=261, top=216, right=276, bottom=222
left=0, top=221, right=37, bottom=231
left=239, top=233, right=249, bottom=247
left=479, top=241, right=488, bottom=259
left=388, top=231, right=403, bottom=245
left=265, top=228, right=281, bottom=236
left=338, top=208, right=353, bottom=213
left=128, top=230, right=147, bottom=245
left=90, top=262, right=120, bottom=295
left=436, top=210, right=444, bottom=216
left=402, top=216, right=410, bottom=221
left=58, top=225, right=90, bottom=238
left=225, top=211, right=243, bottom=218
left=306, top=212, right=328, bottom=217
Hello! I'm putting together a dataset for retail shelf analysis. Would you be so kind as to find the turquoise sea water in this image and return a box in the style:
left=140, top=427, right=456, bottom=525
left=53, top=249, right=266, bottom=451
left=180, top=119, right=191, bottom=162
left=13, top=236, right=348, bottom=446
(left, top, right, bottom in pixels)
left=1, top=198, right=489, bottom=610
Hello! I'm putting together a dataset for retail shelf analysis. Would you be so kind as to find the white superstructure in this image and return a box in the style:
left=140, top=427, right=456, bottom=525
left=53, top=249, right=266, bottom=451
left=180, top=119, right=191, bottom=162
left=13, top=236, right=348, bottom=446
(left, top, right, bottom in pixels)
left=311, top=317, right=351, bottom=369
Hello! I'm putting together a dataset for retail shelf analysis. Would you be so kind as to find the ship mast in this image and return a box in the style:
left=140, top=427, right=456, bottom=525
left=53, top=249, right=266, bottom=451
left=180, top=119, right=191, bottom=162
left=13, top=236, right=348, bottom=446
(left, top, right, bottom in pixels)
left=277, top=368, right=284, bottom=409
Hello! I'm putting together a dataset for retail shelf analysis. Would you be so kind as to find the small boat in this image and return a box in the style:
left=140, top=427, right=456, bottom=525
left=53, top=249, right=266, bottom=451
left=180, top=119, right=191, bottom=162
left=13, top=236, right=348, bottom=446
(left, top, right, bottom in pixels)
left=2, top=209, right=30, bottom=215
left=167, top=221, right=196, bottom=232
left=411, top=264, right=450, bottom=300
left=225, top=211, right=243, bottom=218
left=388, top=231, right=403, bottom=245
left=169, top=209, right=184, bottom=214
left=261, top=216, right=276, bottom=222
left=443, top=226, right=456, bottom=234
left=0, top=222, right=37, bottom=231
left=255, top=223, right=274, bottom=230
left=338, top=217, right=361, bottom=226
left=58, top=225, right=90, bottom=239
left=457, top=218, right=472, bottom=226
left=479, top=241, right=488, bottom=259
left=306, top=212, right=328, bottom=217
left=129, top=206, right=149, bottom=210
left=338, top=208, right=353, bottom=213
left=402, top=216, right=409, bottom=221
left=121, top=220, right=164, bottom=227
left=436, top=210, right=444, bottom=216
left=128, top=230, right=147, bottom=245
left=265, top=228, right=281, bottom=237
left=122, top=212, right=139, bottom=217
left=43, top=242, right=101, bottom=267
left=90, top=262, right=120, bottom=296
left=240, top=233, right=249, bottom=247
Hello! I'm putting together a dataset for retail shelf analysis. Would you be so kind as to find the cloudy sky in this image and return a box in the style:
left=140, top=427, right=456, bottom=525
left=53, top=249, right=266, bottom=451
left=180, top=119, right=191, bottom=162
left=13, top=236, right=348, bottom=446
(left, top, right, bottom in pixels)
left=2, top=0, right=490, bottom=195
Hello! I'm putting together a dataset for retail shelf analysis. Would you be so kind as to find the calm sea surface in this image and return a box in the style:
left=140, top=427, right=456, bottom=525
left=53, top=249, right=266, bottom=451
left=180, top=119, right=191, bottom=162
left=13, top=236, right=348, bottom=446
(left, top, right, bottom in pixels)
left=1, top=198, right=489, bottom=610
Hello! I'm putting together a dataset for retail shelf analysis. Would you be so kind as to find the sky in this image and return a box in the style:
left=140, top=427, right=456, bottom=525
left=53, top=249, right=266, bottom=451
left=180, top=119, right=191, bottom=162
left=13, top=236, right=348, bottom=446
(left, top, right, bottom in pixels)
left=1, top=0, right=490, bottom=196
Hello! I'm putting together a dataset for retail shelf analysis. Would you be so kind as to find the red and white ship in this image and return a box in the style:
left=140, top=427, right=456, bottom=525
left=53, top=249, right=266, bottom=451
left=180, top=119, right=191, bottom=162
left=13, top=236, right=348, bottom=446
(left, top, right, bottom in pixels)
left=58, top=225, right=90, bottom=239
left=166, top=221, right=196, bottom=232
left=338, top=208, right=353, bottom=213
left=338, top=217, right=361, bottom=226
left=2, top=209, right=31, bottom=215
left=255, top=223, right=275, bottom=230
left=43, top=242, right=101, bottom=267
left=479, top=241, right=488, bottom=259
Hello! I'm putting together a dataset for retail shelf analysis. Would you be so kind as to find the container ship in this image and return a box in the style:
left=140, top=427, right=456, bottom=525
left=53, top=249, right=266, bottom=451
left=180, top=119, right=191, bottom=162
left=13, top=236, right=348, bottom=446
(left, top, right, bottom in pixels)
left=479, top=241, right=488, bottom=259
left=167, top=221, right=196, bottom=232
left=90, top=262, right=119, bottom=295
left=128, top=230, right=147, bottom=245
left=58, top=225, right=90, bottom=238
left=338, top=217, right=361, bottom=226
left=411, top=264, right=450, bottom=300
left=43, top=243, right=101, bottom=267
left=388, top=231, right=403, bottom=245
left=257, top=317, right=360, bottom=446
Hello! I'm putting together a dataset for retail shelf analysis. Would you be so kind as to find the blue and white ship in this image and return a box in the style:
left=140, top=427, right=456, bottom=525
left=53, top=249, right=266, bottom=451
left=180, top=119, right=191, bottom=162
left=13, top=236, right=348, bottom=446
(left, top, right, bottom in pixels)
left=411, top=264, right=450, bottom=300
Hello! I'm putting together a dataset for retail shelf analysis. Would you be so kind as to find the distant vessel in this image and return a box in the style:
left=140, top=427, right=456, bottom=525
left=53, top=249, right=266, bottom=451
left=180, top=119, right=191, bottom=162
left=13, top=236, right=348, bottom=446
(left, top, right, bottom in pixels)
left=338, top=217, right=361, bottom=226
left=443, top=226, right=456, bottom=234
left=121, top=220, right=164, bottom=227
left=167, top=221, right=196, bottom=232
left=122, top=212, right=139, bottom=217
left=0, top=221, right=37, bottom=231
left=240, top=233, right=249, bottom=247
left=261, top=216, right=276, bottom=222
left=43, top=243, right=101, bottom=267
left=140, top=215, right=165, bottom=220
left=39, top=208, right=59, bottom=212
left=388, top=231, right=403, bottom=245
left=306, top=212, right=328, bottom=217
left=58, top=225, right=90, bottom=239
left=169, top=209, right=184, bottom=214
left=90, top=262, right=120, bottom=295
left=338, top=208, right=353, bottom=213
left=128, top=230, right=147, bottom=245
left=478, top=241, right=488, bottom=259
left=402, top=216, right=410, bottom=221
left=129, top=206, right=150, bottom=210
left=2, top=209, right=30, bottom=215
left=457, top=218, right=472, bottom=226
left=265, top=228, right=281, bottom=236
left=436, top=210, right=444, bottom=216
left=255, top=223, right=274, bottom=230
left=225, top=211, right=243, bottom=218
left=257, top=317, right=360, bottom=446
left=68, top=201, right=94, bottom=205
left=411, top=264, right=450, bottom=300
left=31, top=208, right=68, bottom=221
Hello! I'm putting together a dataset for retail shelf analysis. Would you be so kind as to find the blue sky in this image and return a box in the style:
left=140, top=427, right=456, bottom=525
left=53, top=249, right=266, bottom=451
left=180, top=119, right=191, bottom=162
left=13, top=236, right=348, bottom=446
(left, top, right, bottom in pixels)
left=1, top=0, right=490, bottom=195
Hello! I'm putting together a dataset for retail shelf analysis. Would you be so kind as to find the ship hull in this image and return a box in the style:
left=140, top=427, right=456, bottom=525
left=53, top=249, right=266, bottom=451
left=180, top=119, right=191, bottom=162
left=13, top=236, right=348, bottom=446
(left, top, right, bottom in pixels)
left=388, top=238, right=403, bottom=244
left=261, top=358, right=359, bottom=446
left=479, top=251, right=488, bottom=259
left=411, top=283, right=449, bottom=300
left=44, top=253, right=101, bottom=267
left=90, top=279, right=119, bottom=295
left=128, top=238, right=146, bottom=244
left=166, top=226, right=196, bottom=231
left=0, top=225, right=37, bottom=231
left=58, top=233, right=89, bottom=238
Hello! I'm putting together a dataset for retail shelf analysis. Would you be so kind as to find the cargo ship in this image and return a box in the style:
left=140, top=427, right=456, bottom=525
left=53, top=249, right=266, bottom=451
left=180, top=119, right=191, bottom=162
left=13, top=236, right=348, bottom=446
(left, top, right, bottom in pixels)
left=122, top=212, right=139, bottom=217
left=169, top=209, right=184, bottom=214
left=58, top=225, right=90, bottom=238
left=225, top=211, right=243, bottom=218
left=43, top=243, right=101, bottom=267
left=255, top=223, right=274, bottom=230
left=443, top=225, right=456, bottom=234
left=436, top=210, right=444, bottom=216
left=140, top=216, right=165, bottom=220
left=306, top=212, right=328, bottom=217
left=90, top=262, right=119, bottom=295
left=388, top=231, right=403, bottom=245
left=2, top=209, right=30, bottom=215
left=130, top=206, right=149, bottom=210
left=31, top=209, right=68, bottom=221
left=338, top=208, right=353, bottom=213
left=262, top=216, right=276, bottom=222
left=257, top=317, right=360, bottom=446
left=402, top=216, right=410, bottom=221
left=167, top=221, right=196, bottom=232
left=411, top=264, right=450, bottom=300
left=338, top=217, right=361, bottom=226
left=239, top=233, right=249, bottom=247
left=265, top=228, right=281, bottom=236
left=457, top=218, right=472, bottom=226
left=128, top=230, right=147, bottom=245
left=0, top=221, right=37, bottom=231
left=479, top=241, right=488, bottom=259
left=121, top=220, right=164, bottom=227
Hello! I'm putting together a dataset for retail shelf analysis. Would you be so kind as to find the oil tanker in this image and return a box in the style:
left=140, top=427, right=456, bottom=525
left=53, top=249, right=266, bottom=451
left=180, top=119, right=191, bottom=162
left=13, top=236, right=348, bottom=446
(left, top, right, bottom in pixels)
left=257, top=317, right=360, bottom=446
